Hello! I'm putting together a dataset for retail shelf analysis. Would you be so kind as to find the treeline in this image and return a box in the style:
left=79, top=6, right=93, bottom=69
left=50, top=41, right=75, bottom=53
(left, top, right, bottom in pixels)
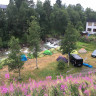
left=0, top=0, right=96, bottom=48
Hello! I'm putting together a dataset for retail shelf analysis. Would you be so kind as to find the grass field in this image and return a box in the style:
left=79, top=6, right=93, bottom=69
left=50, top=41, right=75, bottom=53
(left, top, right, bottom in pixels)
left=0, top=41, right=96, bottom=82
left=76, top=41, right=96, bottom=51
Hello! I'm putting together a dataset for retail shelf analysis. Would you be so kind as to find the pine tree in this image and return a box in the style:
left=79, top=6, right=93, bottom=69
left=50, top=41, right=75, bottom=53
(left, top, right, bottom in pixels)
left=56, top=0, right=62, bottom=8
left=60, top=22, right=78, bottom=67
left=8, top=36, right=24, bottom=79
left=28, top=16, right=41, bottom=69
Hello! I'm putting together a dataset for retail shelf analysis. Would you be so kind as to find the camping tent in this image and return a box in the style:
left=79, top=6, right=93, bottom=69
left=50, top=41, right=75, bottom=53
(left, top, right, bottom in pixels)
left=56, top=56, right=68, bottom=63
left=43, top=50, right=52, bottom=55
left=78, top=48, right=87, bottom=53
left=21, top=55, right=27, bottom=61
left=70, top=50, right=78, bottom=54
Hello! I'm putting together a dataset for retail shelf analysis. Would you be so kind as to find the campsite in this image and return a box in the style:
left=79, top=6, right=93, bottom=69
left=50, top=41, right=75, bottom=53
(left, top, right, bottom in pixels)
left=1, top=0, right=96, bottom=95
left=0, top=41, right=96, bottom=82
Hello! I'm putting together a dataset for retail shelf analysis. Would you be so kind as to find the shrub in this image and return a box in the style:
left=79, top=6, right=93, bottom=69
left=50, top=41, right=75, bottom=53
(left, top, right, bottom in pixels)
left=27, top=53, right=34, bottom=59
left=57, top=60, right=65, bottom=70
left=0, top=65, right=3, bottom=69
left=79, top=36, right=90, bottom=43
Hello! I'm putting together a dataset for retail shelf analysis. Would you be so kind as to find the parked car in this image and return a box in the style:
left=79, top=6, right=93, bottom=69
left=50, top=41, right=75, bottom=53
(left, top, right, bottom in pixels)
left=91, top=50, right=96, bottom=57
left=70, top=54, right=83, bottom=67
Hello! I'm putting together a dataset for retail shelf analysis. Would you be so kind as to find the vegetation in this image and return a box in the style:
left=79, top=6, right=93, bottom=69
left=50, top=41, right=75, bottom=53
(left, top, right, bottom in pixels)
left=0, top=71, right=96, bottom=96
left=60, top=22, right=78, bottom=67
left=28, top=16, right=41, bottom=69
left=57, top=60, right=65, bottom=70
left=0, top=1, right=96, bottom=95
left=7, top=36, right=24, bottom=79
left=0, top=0, right=96, bottom=47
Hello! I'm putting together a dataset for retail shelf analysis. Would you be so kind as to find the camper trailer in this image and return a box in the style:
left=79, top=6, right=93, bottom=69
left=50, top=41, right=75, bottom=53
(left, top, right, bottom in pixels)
left=70, top=54, right=83, bottom=67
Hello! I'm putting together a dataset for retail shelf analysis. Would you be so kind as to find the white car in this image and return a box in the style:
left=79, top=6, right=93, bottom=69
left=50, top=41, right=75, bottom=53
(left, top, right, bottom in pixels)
left=91, top=50, right=96, bottom=57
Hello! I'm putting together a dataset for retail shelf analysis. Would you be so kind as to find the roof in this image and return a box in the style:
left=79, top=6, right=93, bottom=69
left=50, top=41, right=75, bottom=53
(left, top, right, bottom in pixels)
left=87, top=19, right=96, bottom=22
left=71, top=54, right=83, bottom=60
left=0, top=4, right=7, bottom=9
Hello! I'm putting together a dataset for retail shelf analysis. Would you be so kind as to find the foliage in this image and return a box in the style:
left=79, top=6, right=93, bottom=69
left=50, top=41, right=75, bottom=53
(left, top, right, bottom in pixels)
left=1, top=0, right=96, bottom=47
left=28, top=16, right=41, bottom=68
left=60, top=22, right=78, bottom=54
left=0, top=64, right=3, bottom=69
left=60, top=22, right=78, bottom=67
left=77, top=41, right=96, bottom=51
left=0, top=37, right=2, bottom=47
left=27, top=53, right=34, bottom=59
left=57, top=60, right=65, bottom=70
left=8, top=36, right=24, bottom=79
left=56, top=0, right=62, bottom=8
left=1, top=71, right=96, bottom=95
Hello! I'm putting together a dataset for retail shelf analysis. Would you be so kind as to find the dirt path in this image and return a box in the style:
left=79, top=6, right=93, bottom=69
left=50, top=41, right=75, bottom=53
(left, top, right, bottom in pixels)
left=67, top=67, right=96, bottom=78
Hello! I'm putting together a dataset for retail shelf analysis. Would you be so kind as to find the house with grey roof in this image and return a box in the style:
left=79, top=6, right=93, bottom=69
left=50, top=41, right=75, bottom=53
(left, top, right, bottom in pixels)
left=0, top=4, right=7, bottom=11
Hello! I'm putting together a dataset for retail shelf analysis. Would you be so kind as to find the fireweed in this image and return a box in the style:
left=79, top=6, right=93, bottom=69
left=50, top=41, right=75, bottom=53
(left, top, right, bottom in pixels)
left=0, top=72, right=96, bottom=96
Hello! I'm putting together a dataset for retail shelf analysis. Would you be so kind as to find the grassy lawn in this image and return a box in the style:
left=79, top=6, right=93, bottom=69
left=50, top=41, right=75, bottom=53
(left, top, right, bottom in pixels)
left=21, top=61, right=84, bottom=82
left=76, top=41, right=96, bottom=51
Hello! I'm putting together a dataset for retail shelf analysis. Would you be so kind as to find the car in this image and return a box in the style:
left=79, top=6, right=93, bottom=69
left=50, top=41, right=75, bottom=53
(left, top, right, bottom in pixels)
left=70, top=54, right=83, bottom=67
left=91, top=50, right=96, bottom=57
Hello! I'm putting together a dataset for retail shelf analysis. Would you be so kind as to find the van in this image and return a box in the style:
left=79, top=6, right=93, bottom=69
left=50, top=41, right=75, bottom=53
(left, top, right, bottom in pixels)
left=70, top=54, right=83, bottom=67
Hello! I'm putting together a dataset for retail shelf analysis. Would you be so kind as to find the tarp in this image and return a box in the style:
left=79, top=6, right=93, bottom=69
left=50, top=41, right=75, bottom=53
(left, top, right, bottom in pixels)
left=70, top=50, right=78, bottom=54
left=83, top=63, right=93, bottom=68
left=43, top=50, right=52, bottom=55
left=21, top=55, right=27, bottom=61
left=56, top=56, right=68, bottom=63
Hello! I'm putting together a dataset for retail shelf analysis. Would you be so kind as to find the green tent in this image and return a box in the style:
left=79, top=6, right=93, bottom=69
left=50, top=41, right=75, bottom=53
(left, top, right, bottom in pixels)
left=43, top=50, right=52, bottom=55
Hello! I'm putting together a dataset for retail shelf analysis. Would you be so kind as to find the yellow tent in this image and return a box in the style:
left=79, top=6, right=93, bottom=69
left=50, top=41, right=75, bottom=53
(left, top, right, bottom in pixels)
left=70, top=50, right=78, bottom=54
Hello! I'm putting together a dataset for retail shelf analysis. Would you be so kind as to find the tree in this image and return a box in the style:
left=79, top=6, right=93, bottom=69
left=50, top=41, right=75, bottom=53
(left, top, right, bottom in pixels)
left=28, top=16, right=41, bottom=69
left=0, top=9, right=7, bottom=47
left=60, top=22, right=78, bottom=67
left=42, top=0, right=52, bottom=37
left=8, top=36, right=24, bottom=79
left=0, top=37, right=2, bottom=47
left=56, top=0, right=62, bottom=8
left=50, top=5, right=69, bottom=36
left=7, top=0, right=36, bottom=42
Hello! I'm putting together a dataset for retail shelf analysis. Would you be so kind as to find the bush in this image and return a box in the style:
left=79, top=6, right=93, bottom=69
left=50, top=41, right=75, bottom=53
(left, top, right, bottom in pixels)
left=27, top=53, right=34, bottom=59
left=0, top=58, right=14, bottom=67
left=79, top=36, right=90, bottom=43
left=0, top=65, right=3, bottom=69
left=57, top=60, right=65, bottom=70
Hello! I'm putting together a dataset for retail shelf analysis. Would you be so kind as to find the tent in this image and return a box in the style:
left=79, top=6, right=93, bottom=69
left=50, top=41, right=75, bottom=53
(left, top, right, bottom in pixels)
left=43, top=50, right=52, bottom=55
left=21, top=55, right=27, bottom=61
left=78, top=48, right=87, bottom=53
left=70, top=50, right=78, bottom=54
left=56, top=56, right=68, bottom=63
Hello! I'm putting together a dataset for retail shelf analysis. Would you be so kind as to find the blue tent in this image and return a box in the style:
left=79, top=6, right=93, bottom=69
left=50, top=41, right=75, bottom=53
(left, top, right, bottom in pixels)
left=21, top=55, right=27, bottom=61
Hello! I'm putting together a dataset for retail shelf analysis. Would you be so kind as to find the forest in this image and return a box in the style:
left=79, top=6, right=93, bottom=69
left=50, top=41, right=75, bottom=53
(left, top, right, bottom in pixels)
left=0, top=0, right=96, bottom=48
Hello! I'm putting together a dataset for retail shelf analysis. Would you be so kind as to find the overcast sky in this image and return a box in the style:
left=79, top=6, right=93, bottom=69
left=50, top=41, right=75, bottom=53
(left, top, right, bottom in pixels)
left=0, top=0, right=96, bottom=11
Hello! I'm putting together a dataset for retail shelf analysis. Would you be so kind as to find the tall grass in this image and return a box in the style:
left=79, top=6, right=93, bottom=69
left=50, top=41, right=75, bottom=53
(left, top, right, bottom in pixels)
left=1, top=71, right=96, bottom=96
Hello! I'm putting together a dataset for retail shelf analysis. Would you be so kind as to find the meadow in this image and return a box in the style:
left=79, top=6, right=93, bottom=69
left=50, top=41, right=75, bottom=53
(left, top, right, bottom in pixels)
left=0, top=71, right=96, bottom=96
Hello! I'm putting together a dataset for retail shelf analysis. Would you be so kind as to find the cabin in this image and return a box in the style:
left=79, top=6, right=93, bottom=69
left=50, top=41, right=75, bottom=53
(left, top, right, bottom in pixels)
left=86, top=20, right=96, bottom=34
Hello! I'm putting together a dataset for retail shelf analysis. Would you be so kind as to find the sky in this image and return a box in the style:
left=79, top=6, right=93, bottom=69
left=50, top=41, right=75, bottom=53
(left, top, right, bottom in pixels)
left=0, top=0, right=96, bottom=11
